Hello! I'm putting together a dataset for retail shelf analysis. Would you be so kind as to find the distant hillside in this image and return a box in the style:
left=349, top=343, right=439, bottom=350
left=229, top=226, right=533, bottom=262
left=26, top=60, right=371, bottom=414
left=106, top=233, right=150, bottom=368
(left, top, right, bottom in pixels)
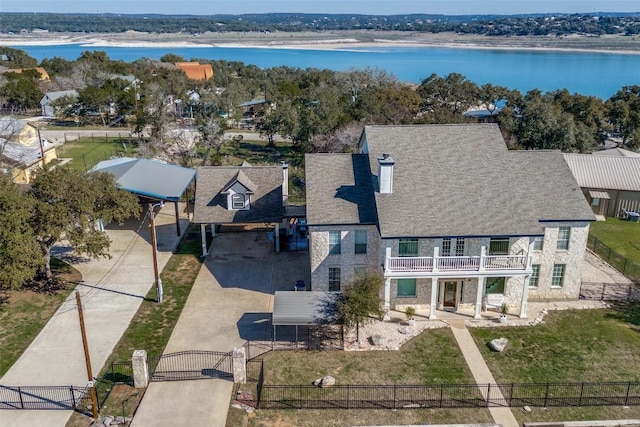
left=0, top=12, right=638, bottom=36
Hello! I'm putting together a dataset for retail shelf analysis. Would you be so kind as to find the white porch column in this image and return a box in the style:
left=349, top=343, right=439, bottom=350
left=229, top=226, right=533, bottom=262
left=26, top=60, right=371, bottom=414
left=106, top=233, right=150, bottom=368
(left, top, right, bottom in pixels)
left=432, top=243, right=440, bottom=273
left=200, top=223, right=208, bottom=257
left=383, top=277, right=391, bottom=320
left=210, top=224, right=217, bottom=237
left=479, top=238, right=488, bottom=271
left=474, top=276, right=485, bottom=319
left=429, top=278, right=438, bottom=319
left=275, top=223, right=280, bottom=253
left=520, top=276, right=530, bottom=318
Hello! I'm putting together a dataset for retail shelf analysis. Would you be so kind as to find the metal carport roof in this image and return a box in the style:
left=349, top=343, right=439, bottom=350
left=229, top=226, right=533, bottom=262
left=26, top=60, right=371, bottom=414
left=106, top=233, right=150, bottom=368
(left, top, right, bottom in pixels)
left=272, top=291, right=338, bottom=326
left=90, top=157, right=196, bottom=201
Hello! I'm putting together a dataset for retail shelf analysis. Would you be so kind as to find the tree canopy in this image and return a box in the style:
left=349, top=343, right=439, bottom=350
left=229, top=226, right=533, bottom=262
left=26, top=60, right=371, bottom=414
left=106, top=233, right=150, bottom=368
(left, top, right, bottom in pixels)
left=29, top=167, right=141, bottom=282
left=337, top=271, right=384, bottom=341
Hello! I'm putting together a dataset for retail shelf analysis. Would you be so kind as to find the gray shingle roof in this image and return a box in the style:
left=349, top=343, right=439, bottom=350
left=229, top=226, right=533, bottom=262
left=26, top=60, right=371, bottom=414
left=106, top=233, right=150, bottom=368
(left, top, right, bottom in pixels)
left=306, top=124, right=595, bottom=238
left=193, top=165, right=283, bottom=224
left=563, top=153, right=640, bottom=191
left=305, top=153, right=378, bottom=226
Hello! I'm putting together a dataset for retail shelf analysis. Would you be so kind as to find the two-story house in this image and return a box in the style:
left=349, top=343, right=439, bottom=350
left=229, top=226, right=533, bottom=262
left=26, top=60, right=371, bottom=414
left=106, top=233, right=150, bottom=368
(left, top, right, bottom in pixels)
left=305, top=124, right=595, bottom=320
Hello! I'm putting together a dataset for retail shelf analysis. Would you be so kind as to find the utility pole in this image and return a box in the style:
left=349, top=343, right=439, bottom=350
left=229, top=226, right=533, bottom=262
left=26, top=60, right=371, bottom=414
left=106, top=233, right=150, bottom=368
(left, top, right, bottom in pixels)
left=36, top=126, right=45, bottom=168
left=75, top=291, right=99, bottom=419
left=149, top=203, right=163, bottom=303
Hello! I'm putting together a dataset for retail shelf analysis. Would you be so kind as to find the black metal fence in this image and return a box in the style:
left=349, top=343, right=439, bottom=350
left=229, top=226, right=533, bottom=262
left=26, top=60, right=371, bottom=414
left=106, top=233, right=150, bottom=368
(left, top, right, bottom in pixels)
left=587, top=235, right=640, bottom=281
left=0, top=385, right=96, bottom=415
left=580, top=281, right=640, bottom=302
left=252, top=381, right=639, bottom=410
left=149, top=350, right=233, bottom=382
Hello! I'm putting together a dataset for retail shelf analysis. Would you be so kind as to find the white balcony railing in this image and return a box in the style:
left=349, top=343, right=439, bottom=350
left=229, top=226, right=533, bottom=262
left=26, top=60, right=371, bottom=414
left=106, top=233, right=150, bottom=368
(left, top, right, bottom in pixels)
left=386, top=254, right=529, bottom=274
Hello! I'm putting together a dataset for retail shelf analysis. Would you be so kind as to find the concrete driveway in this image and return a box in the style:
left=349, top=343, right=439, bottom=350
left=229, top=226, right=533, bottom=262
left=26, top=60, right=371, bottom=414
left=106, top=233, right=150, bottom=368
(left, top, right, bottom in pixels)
left=132, top=231, right=310, bottom=427
left=0, top=206, right=188, bottom=427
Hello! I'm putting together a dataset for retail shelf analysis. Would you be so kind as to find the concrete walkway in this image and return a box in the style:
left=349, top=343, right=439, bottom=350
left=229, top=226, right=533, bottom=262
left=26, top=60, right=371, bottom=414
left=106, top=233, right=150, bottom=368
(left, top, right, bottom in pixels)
left=0, top=206, right=188, bottom=427
left=447, top=320, right=519, bottom=427
left=131, top=231, right=310, bottom=427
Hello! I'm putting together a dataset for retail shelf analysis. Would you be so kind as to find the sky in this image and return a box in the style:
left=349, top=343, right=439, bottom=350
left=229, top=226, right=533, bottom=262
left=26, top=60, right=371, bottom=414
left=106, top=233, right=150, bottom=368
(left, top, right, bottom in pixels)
left=1, top=0, right=638, bottom=16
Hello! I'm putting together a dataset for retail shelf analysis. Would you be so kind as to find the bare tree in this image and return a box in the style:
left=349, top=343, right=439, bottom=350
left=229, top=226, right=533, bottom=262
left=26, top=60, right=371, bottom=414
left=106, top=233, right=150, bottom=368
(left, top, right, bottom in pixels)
left=197, top=115, right=229, bottom=166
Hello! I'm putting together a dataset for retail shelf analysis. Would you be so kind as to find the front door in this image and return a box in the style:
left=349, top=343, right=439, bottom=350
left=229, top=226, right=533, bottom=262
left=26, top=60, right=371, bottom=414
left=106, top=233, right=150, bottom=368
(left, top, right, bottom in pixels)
left=443, top=281, right=457, bottom=308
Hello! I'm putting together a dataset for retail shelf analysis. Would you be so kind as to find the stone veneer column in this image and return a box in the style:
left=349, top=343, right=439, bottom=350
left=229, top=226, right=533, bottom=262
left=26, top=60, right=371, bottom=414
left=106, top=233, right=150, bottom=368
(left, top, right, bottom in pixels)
left=132, top=350, right=149, bottom=389
left=429, top=277, right=438, bottom=319
left=474, top=277, right=485, bottom=319
left=232, top=347, right=247, bottom=384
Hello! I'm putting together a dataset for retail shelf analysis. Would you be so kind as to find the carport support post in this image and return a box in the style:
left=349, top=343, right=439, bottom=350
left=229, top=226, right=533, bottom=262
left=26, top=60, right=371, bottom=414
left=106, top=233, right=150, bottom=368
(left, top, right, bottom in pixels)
left=174, top=202, right=181, bottom=236
left=132, top=350, right=149, bottom=388
left=275, top=223, right=280, bottom=253
left=232, top=347, right=247, bottom=384
left=200, top=224, right=208, bottom=257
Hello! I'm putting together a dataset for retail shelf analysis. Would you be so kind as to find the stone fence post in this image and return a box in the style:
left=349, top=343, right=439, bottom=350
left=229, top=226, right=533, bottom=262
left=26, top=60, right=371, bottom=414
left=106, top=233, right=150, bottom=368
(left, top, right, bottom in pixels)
left=132, top=349, right=149, bottom=388
left=232, top=347, right=246, bottom=384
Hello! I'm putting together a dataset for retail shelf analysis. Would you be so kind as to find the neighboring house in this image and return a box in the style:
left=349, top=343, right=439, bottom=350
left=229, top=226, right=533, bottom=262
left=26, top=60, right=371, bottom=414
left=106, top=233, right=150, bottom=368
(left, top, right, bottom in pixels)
left=192, top=161, right=289, bottom=255
left=305, top=124, right=595, bottom=320
left=564, top=153, right=640, bottom=218
left=0, top=117, right=58, bottom=183
left=40, top=90, right=79, bottom=117
left=175, top=62, right=213, bottom=81
left=4, top=67, right=50, bottom=81
left=239, top=99, right=267, bottom=119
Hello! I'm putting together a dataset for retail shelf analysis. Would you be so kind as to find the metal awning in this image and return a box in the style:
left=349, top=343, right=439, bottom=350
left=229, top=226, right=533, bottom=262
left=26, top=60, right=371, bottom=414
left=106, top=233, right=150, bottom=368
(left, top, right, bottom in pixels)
left=272, top=291, right=337, bottom=326
left=588, top=190, right=611, bottom=200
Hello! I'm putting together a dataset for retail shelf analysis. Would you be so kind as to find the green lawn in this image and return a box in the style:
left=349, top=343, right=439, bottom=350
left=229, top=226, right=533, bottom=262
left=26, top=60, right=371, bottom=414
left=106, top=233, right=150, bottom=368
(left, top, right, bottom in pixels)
left=470, top=308, right=640, bottom=383
left=57, top=138, right=137, bottom=172
left=0, top=259, right=79, bottom=377
left=590, top=217, right=640, bottom=263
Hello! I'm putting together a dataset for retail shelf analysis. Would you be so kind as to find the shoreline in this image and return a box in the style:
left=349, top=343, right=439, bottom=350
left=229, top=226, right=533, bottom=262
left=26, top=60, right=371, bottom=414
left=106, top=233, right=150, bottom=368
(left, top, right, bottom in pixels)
left=2, top=31, right=640, bottom=55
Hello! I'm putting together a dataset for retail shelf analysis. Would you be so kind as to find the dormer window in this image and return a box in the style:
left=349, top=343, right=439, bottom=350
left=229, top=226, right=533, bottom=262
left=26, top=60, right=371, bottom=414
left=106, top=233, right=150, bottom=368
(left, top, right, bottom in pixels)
left=232, top=193, right=245, bottom=209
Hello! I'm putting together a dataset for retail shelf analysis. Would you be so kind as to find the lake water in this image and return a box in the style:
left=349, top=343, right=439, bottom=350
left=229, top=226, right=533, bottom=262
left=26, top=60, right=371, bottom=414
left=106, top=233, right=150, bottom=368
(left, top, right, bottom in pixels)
left=11, top=43, right=640, bottom=99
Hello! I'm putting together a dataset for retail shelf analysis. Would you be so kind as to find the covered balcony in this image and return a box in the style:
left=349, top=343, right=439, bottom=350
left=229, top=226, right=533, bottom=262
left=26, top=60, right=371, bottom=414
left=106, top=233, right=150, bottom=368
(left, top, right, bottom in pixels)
left=386, top=254, right=529, bottom=275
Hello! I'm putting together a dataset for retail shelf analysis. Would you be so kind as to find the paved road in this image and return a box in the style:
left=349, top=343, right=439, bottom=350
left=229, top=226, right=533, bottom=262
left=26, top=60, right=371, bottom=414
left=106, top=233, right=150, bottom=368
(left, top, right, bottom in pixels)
left=0, top=206, right=188, bottom=427
left=131, top=231, right=310, bottom=427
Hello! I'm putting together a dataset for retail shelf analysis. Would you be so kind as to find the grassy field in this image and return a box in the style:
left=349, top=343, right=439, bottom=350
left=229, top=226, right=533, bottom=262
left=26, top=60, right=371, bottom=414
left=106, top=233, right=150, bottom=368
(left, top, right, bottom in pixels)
left=470, top=308, right=640, bottom=383
left=261, top=328, right=472, bottom=385
left=471, top=307, right=640, bottom=424
left=66, top=225, right=206, bottom=426
left=590, top=217, right=640, bottom=263
left=56, top=137, right=137, bottom=171
left=0, top=259, right=80, bottom=377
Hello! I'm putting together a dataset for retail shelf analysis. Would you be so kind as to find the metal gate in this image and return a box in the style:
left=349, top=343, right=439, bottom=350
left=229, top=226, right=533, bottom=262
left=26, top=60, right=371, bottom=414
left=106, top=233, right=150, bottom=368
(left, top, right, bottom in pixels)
left=150, top=350, right=233, bottom=382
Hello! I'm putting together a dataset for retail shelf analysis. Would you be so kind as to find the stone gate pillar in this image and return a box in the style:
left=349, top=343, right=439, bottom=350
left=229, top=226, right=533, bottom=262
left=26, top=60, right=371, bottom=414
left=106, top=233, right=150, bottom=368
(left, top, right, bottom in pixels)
left=132, top=349, right=149, bottom=388
left=232, top=347, right=247, bottom=384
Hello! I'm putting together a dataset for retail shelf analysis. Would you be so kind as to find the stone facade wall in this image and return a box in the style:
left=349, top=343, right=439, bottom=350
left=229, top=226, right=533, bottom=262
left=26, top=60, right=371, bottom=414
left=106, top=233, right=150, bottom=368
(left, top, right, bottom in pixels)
left=529, top=222, right=590, bottom=300
left=309, top=225, right=380, bottom=291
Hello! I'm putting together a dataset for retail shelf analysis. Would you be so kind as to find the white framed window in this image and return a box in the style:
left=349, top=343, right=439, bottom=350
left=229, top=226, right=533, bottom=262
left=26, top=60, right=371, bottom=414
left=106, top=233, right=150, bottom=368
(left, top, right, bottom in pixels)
left=231, top=193, right=245, bottom=209
left=557, top=226, right=571, bottom=250
left=399, top=238, right=418, bottom=257
left=397, top=278, right=417, bottom=297
left=455, top=238, right=465, bottom=256
left=489, top=238, right=510, bottom=255
left=355, top=230, right=367, bottom=254
left=533, top=236, right=544, bottom=251
left=552, top=264, right=565, bottom=287
left=442, top=238, right=451, bottom=256
left=529, top=265, right=540, bottom=287
left=485, top=277, right=505, bottom=294
left=329, top=267, right=341, bottom=291
left=329, top=231, right=341, bottom=254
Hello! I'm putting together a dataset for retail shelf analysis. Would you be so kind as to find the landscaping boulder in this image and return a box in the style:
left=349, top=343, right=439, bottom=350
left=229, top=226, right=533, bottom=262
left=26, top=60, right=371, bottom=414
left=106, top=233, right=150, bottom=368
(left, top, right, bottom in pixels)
left=398, top=326, right=412, bottom=335
left=370, top=335, right=386, bottom=346
left=314, top=375, right=336, bottom=388
left=489, top=337, right=509, bottom=352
